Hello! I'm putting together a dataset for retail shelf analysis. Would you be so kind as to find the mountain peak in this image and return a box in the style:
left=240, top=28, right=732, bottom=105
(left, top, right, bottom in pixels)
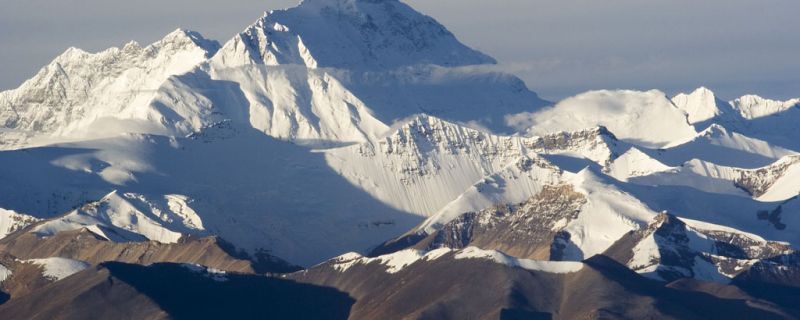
left=153, top=28, right=220, bottom=57
left=731, top=94, right=800, bottom=119
left=671, top=87, right=727, bottom=125
left=697, top=123, right=729, bottom=137
left=212, top=0, right=494, bottom=70
left=0, top=28, right=220, bottom=143
left=299, top=0, right=399, bottom=8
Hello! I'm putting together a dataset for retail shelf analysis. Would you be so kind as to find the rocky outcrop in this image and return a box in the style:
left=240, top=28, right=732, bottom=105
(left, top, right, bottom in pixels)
left=604, top=212, right=796, bottom=283
left=379, top=184, right=586, bottom=260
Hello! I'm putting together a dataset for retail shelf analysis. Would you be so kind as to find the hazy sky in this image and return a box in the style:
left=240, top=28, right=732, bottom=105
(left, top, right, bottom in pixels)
left=1, top=0, right=798, bottom=101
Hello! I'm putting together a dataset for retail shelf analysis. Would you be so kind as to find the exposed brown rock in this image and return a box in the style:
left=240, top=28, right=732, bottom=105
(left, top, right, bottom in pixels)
left=0, top=228, right=254, bottom=274
left=373, top=184, right=586, bottom=261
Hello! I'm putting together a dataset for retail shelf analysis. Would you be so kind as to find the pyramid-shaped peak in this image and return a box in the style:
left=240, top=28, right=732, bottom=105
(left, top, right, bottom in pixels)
left=671, top=87, right=727, bottom=125
left=154, top=28, right=220, bottom=56
left=690, top=86, right=715, bottom=96
left=213, top=0, right=494, bottom=70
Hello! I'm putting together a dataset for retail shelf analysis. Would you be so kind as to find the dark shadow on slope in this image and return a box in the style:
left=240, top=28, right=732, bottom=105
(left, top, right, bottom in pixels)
left=136, top=127, right=424, bottom=266
left=0, top=145, right=112, bottom=217
left=540, top=153, right=602, bottom=174
left=637, top=138, right=783, bottom=168
left=730, top=106, right=800, bottom=151
left=215, top=236, right=302, bottom=273
left=367, top=231, right=427, bottom=257
left=0, top=76, right=424, bottom=266
left=607, top=171, right=797, bottom=244
left=330, top=66, right=550, bottom=134
left=502, top=284, right=553, bottom=320
left=499, top=308, right=551, bottom=320
left=582, top=255, right=787, bottom=320
left=733, top=282, right=800, bottom=317
left=104, top=262, right=354, bottom=319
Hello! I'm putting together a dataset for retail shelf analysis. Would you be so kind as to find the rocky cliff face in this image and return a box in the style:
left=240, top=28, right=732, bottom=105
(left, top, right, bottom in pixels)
left=604, top=212, right=796, bottom=283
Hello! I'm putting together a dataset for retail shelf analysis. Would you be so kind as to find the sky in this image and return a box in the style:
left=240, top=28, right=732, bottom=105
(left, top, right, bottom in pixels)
left=1, top=0, right=798, bottom=101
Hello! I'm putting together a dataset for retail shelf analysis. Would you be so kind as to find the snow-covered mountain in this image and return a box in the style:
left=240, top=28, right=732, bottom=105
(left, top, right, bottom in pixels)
left=0, top=0, right=799, bottom=317
left=0, top=30, right=220, bottom=149
left=604, top=212, right=796, bottom=283
left=513, top=89, right=698, bottom=148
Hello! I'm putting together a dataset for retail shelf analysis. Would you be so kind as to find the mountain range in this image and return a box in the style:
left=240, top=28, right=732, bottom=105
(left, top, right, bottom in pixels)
left=1, top=0, right=799, bottom=318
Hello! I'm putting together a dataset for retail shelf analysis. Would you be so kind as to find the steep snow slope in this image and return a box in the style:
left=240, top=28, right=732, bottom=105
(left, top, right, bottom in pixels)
left=324, top=115, right=538, bottom=216
left=325, top=115, right=622, bottom=217
left=410, top=168, right=656, bottom=261
left=619, top=180, right=800, bottom=250
left=641, top=124, right=797, bottom=168
left=624, top=159, right=750, bottom=198
left=671, top=87, right=731, bottom=125
left=731, top=95, right=800, bottom=120
left=554, top=169, right=656, bottom=259
left=516, top=90, right=697, bottom=148
left=203, top=65, right=390, bottom=146
left=615, top=154, right=800, bottom=201
left=745, top=156, right=800, bottom=201
left=0, top=30, right=220, bottom=149
left=728, top=95, right=800, bottom=151
left=664, top=88, right=800, bottom=150
left=0, top=209, right=38, bottom=239
left=607, top=147, right=672, bottom=181
left=211, top=0, right=494, bottom=70
left=0, top=128, right=422, bottom=266
left=0, top=264, right=10, bottom=283
left=419, top=156, right=564, bottom=235
left=24, top=258, right=90, bottom=281
left=32, top=191, right=205, bottom=243
left=606, top=213, right=794, bottom=283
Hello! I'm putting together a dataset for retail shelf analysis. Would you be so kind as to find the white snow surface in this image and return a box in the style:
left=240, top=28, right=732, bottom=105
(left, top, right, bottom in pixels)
left=757, top=157, right=800, bottom=201
left=329, top=248, right=452, bottom=273
left=0, top=29, right=219, bottom=149
left=328, top=247, right=582, bottom=274
left=516, top=90, right=697, bottom=148
left=628, top=215, right=769, bottom=283
left=182, top=263, right=229, bottom=282
left=454, top=247, right=583, bottom=273
left=731, top=95, right=800, bottom=120
left=26, top=257, right=90, bottom=281
left=608, top=148, right=672, bottom=181
left=419, top=156, right=563, bottom=233
left=0, top=264, right=11, bottom=282
left=652, top=124, right=798, bottom=168
left=212, top=0, right=494, bottom=70
left=328, top=116, right=620, bottom=220
left=558, top=169, right=655, bottom=260
left=33, top=191, right=204, bottom=243
left=0, top=208, right=39, bottom=239
left=671, top=87, right=727, bottom=125
left=419, top=167, right=656, bottom=261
